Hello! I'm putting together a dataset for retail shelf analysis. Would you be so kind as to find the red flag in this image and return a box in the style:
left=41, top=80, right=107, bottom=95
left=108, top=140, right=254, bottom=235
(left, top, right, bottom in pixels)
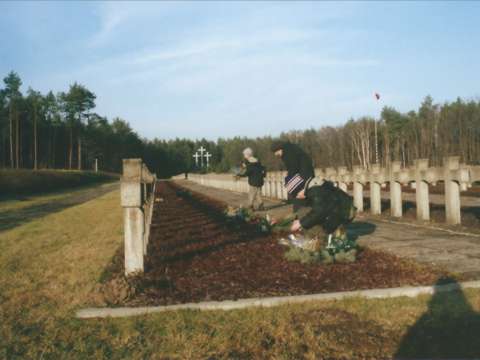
left=375, top=92, right=380, bottom=100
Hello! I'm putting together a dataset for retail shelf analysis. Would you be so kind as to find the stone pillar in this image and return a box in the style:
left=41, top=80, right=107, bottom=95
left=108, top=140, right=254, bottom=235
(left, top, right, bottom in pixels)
left=414, top=159, right=430, bottom=221
left=444, top=156, right=461, bottom=225
left=353, top=182, right=364, bottom=213
left=352, top=166, right=363, bottom=213
left=262, top=178, right=267, bottom=197
left=370, top=182, right=382, bottom=215
left=370, top=164, right=382, bottom=215
left=281, top=171, right=288, bottom=200
left=270, top=174, right=276, bottom=199
left=390, top=161, right=403, bottom=218
left=337, top=167, right=348, bottom=192
left=121, top=159, right=144, bottom=275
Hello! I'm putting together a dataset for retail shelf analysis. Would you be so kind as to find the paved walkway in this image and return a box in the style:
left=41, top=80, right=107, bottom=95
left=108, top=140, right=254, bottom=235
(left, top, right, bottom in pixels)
left=176, top=180, right=480, bottom=280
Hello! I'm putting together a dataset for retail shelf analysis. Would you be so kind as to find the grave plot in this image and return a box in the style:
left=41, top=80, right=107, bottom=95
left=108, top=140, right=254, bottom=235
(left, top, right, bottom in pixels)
left=95, top=181, right=454, bottom=307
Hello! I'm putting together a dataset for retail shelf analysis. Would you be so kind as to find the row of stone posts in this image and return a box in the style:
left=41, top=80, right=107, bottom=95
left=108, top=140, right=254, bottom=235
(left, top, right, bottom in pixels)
left=121, top=159, right=157, bottom=276
left=183, top=156, right=479, bottom=226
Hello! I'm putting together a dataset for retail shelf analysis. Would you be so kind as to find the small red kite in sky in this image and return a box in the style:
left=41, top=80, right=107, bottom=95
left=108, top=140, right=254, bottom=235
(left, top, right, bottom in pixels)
left=374, top=92, right=380, bottom=100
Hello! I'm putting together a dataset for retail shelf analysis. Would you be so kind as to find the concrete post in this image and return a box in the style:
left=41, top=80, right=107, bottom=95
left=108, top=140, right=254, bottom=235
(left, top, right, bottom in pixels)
left=370, top=182, right=381, bottom=215
left=370, top=164, right=382, bottom=215
left=270, top=173, right=276, bottom=199
left=276, top=173, right=283, bottom=199
left=390, top=161, right=403, bottom=218
left=94, top=158, right=98, bottom=172
left=267, top=177, right=273, bottom=198
left=281, top=171, right=288, bottom=200
left=414, top=159, right=430, bottom=221
left=444, top=156, right=461, bottom=225
left=353, top=182, right=364, bottom=213
left=121, top=159, right=144, bottom=275
left=337, top=167, right=348, bottom=192
left=352, top=166, right=364, bottom=213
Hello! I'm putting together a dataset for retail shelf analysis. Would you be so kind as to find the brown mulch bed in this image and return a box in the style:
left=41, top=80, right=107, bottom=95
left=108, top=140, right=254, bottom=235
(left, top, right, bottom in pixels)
left=94, top=181, right=453, bottom=307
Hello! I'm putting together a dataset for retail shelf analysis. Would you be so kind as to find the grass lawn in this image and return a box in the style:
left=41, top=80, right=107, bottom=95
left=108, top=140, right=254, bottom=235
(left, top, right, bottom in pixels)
left=0, top=169, right=118, bottom=199
left=1, top=186, right=480, bottom=359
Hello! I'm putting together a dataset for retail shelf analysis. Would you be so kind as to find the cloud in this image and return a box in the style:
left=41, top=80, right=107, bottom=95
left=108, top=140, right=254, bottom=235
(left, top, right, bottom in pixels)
left=90, top=4, right=131, bottom=47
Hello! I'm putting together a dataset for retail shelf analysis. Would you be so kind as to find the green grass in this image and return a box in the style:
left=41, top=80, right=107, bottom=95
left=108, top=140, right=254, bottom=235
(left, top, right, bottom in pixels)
left=1, top=186, right=480, bottom=359
left=0, top=168, right=118, bottom=199
left=0, top=183, right=116, bottom=213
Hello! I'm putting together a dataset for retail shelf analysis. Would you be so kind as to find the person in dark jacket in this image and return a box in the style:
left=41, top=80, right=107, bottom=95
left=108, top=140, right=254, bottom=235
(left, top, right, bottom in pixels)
left=289, top=177, right=356, bottom=247
left=271, top=141, right=315, bottom=211
left=237, top=147, right=266, bottom=210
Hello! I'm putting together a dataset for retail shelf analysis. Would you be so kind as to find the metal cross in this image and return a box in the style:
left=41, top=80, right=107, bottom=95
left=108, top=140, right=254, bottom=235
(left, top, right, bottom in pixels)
left=205, top=152, right=212, bottom=167
left=193, top=152, right=200, bottom=166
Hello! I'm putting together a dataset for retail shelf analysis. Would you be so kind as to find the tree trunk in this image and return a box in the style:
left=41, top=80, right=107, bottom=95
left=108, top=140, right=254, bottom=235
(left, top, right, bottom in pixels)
left=52, top=127, right=56, bottom=169
left=78, top=136, right=82, bottom=170
left=69, top=127, right=73, bottom=169
left=9, top=104, right=14, bottom=168
left=15, top=111, right=19, bottom=169
left=34, top=103, right=38, bottom=170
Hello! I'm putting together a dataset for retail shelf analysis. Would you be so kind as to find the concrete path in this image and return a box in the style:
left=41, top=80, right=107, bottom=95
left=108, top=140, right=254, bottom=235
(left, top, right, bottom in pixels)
left=176, top=180, right=480, bottom=280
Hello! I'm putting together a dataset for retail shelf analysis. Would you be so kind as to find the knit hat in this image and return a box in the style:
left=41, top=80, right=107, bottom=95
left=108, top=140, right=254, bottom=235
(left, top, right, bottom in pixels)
left=285, top=173, right=306, bottom=197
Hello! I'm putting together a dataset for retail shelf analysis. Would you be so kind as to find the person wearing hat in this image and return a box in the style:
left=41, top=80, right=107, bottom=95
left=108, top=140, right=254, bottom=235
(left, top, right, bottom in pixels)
left=236, top=147, right=266, bottom=211
left=289, top=177, right=356, bottom=247
left=271, top=141, right=315, bottom=211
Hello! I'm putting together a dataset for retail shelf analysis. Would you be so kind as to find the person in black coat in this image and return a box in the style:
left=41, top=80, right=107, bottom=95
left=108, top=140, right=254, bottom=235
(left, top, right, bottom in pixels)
left=290, top=177, right=356, bottom=246
left=271, top=141, right=315, bottom=211
left=236, top=147, right=266, bottom=210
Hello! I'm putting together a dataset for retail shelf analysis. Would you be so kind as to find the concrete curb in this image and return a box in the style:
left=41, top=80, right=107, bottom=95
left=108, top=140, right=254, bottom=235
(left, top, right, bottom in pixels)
left=76, top=280, right=480, bottom=319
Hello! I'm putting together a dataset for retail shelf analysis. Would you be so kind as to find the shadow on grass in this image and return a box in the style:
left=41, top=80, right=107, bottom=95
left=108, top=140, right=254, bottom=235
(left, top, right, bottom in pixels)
left=0, top=183, right=119, bottom=232
left=395, top=277, right=480, bottom=359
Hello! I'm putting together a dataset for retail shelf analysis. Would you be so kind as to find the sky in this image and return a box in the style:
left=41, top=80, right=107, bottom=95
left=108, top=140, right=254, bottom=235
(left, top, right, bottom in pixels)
left=1, top=1, right=479, bottom=140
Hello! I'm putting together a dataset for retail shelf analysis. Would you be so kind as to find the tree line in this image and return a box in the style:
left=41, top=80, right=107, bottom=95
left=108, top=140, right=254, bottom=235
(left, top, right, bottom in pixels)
left=1, top=70, right=479, bottom=179
left=156, top=95, right=480, bottom=175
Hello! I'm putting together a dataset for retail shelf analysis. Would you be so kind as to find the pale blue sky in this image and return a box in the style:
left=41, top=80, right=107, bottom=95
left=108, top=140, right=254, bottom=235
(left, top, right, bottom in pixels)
left=1, top=1, right=479, bottom=140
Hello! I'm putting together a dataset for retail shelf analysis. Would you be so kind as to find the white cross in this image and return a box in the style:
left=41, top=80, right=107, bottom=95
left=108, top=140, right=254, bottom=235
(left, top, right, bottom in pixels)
left=205, top=152, right=212, bottom=167
left=198, top=146, right=206, bottom=167
left=193, top=152, right=200, bottom=166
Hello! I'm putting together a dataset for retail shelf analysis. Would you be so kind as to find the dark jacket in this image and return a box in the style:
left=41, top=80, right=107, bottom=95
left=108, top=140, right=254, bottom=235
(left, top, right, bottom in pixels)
left=239, top=157, right=266, bottom=187
left=300, top=180, right=355, bottom=233
left=280, top=143, right=315, bottom=181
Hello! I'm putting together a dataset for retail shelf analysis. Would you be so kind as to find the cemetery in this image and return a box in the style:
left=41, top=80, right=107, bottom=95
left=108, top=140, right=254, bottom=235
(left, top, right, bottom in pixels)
left=76, top=154, right=480, bottom=315
left=2, top=2, right=480, bottom=358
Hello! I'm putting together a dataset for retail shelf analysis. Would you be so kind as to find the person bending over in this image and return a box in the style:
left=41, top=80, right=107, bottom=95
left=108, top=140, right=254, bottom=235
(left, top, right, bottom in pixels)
left=289, top=177, right=356, bottom=247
